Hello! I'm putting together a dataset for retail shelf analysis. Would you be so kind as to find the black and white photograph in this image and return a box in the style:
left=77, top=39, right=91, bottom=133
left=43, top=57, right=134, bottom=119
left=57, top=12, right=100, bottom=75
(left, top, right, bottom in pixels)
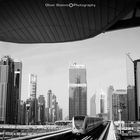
left=0, top=0, right=140, bottom=140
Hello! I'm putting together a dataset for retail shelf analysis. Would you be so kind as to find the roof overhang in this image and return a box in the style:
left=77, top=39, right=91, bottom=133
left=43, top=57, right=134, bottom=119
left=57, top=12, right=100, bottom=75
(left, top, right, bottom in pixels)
left=0, top=0, right=139, bottom=43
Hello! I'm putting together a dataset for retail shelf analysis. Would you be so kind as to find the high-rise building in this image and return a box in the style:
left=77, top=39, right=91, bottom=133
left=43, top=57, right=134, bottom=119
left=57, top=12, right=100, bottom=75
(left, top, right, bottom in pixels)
left=46, top=90, right=62, bottom=122
left=90, top=94, right=96, bottom=116
left=46, top=90, right=53, bottom=122
left=69, top=63, right=87, bottom=120
left=52, top=94, right=57, bottom=122
left=0, top=60, right=9, bottom=124
left=134, top=59, right=140, bottom=121
left=0, top=56, right=22, bottom=124
left=107, top=86, right=114, bottom=120
left=28, top=74, right=38, bottom=124
left=38, top=95, right=45, bottom=124
left=100, top=94, right=105, bottom=114
left=112, top=89, right=128, bottom=121
left=14, top=61, right=22, bottom=124
left=47, top=90, right=52, bottom=108
left=126, top=54, right=140, bottom=121
left=29, top=74, right=37, bottom=99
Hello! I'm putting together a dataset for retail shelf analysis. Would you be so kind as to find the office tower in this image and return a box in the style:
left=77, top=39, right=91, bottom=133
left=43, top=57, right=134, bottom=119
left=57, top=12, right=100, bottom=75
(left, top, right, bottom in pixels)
left=100, top=94, right=105, bottom=114
left=69, top=63, right=87, bottom=120
left=47, top=90, right=52, bottom=108
left=112, top=89, right=128, bottom=121
left=52, top=94, right=57, bottom=122
left=14, top=61, right=22, bottom=124
left=28, top=74, right=38, bottom=124
left=46, top=89, right=62, bottom=122
left=55, top=102, right=59, bottom=121
left=46, top=90, right=53, bottom=122
left=38, top=95, right=45, bottom=124
left=126, top=54, right=136, bottom=121
left=107, top=86, right=114, bottom=120
left=90, top=94, right=96, bottom=116
left=29, top=74, right=37, bottom=99
left=45, top=108, right=49, bottom=122
left=134, top=59, right=140, bottom=121
left=0, top=56, right=22, bottom=124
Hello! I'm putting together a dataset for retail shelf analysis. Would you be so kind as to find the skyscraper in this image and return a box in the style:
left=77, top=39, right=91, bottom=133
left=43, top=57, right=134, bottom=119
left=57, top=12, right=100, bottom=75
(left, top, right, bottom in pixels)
left=28, top=74, right=38, bottom=124
left=38, top=95, right=45, bottom=124
left=107, top=86, right=114, bottom=120
left=14, top=61, right=22, bottom=124
left=52, top=94, right=57, bottom=122
left=69, top=63, right=87, bottom=120
left=0, top=56, right=22, bottom=124
left=46, top=90, right=62, bottom=122
left=126, top=54, right=136, bottom=121
left=90, top=94, right=96, bottom=116
left=47, top=90, right=52, bottom=108
left=134, top=59, right=140, bottom=120
left=46, top=90, right=52, bottom=122
left=0, top=59, right=9, bottom=124
left=112, top=90, right=128, bottom=121
left=100, top=94, right=105, bottom=114
left=29, top=74, right=37, bottom=99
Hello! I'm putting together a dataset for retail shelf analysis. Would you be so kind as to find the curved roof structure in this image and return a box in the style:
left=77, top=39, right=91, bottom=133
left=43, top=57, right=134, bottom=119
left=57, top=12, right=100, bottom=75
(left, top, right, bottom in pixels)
left=0, top=0, right=140, bottom=43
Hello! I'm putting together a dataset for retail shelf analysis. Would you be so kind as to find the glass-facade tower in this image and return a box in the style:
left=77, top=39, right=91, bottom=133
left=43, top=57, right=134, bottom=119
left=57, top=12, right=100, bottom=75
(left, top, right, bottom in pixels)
left=126, top=54, right=136, bottom=121
left=90, top=94, right=96, bottom=116
left=28, top=74, right=38, bottom=124
left=134, top=60, right=140, bottom=120
left=69, top=63, right=87, bottom=120
left=107, top=86, right=114, bottom=120
left=0, top=56, right=22, bottom=124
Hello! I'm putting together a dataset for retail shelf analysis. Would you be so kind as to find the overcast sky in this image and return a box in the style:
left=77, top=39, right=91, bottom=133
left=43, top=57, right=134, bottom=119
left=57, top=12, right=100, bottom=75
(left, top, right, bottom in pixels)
left=0, top=27, right=140, bottom=118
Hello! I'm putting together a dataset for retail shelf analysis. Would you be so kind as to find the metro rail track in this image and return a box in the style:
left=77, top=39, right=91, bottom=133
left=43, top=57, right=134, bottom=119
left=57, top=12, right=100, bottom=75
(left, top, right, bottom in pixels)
left=10, top=122, right=110, bottom=140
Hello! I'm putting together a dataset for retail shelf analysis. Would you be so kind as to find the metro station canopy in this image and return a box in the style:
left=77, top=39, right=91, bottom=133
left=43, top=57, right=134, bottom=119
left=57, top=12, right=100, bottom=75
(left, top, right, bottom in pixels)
left=0, top=0, right=140, bottom=43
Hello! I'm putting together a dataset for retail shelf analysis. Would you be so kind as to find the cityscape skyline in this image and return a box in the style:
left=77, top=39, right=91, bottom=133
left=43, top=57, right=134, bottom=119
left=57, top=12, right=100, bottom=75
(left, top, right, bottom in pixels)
left=0, top=27, right=140, bottom=118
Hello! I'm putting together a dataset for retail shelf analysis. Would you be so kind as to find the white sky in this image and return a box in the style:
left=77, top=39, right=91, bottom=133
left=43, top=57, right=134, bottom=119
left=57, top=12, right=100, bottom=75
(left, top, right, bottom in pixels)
left=0, top=27, right=140, bottom=118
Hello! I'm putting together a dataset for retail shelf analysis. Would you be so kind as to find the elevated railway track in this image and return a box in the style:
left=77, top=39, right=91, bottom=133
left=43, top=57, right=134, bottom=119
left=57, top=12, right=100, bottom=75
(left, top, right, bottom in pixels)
left=8, top=122, right=110, bottom=140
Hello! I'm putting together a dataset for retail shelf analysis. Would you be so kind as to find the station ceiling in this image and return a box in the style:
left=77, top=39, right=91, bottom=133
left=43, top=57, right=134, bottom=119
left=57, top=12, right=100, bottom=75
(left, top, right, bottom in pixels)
left=0, top=0, right=140, bottom=43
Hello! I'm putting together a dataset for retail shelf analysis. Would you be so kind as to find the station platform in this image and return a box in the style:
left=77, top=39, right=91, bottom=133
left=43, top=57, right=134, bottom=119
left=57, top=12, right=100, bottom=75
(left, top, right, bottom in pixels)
left=106, top=121, right=117, bottom=140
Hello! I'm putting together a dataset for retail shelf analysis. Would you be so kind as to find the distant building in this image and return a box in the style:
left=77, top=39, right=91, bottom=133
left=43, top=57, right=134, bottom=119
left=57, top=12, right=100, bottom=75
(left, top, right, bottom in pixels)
left=52, top=94, right=57, bottom=122
left=69, top=63, right=87, bottom=120
left=107, top=86, right=114, bottom=120
left=112, top=89, right=128, bottom=121
left=100, top=94, right=105, bottom=114
left=59, top=108, right=63, bottom=120
left=47, top=90, right=52, bottom=108
left=38, top=95, right=45, bottom=124
left=28, top=74, right=38, bottom=124
left=0, top=56, right=22, bottom=124
left=29, top=74, right=37, bottom=99
left=90, top=94, right=96, bottom=116
left=25, top=99, right=31, bottom=125
left=46, top=90, right=62, bottom=122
